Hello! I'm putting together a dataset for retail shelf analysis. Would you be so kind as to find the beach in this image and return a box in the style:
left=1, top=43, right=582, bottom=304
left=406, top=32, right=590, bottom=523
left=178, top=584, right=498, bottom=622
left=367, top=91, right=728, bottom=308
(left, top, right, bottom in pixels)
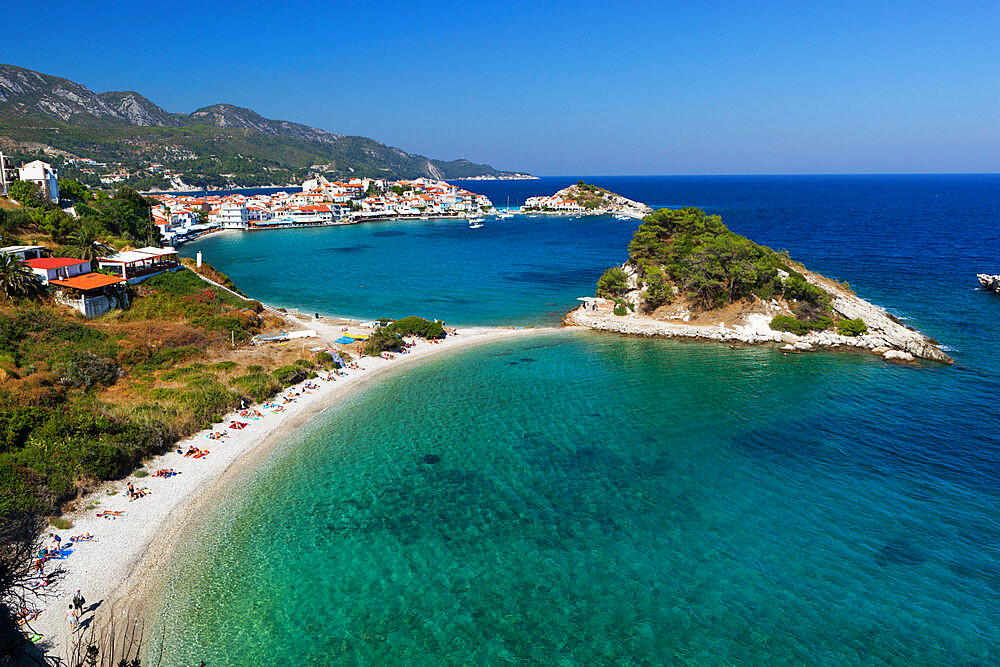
left=28, top=319, right=555, bottom=659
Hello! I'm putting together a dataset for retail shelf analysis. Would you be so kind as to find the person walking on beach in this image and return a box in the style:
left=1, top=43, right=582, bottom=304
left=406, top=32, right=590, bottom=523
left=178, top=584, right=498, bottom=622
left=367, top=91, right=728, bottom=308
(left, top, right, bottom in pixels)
left=72, top=590, right=85, bottom=613
left=66, top=604, right=79, bottom=634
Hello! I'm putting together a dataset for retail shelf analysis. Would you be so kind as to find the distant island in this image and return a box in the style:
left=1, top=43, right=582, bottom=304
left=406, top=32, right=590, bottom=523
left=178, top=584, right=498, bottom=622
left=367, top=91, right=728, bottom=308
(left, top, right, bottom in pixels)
left=566, top=207, right=952, bottom=363
left=0, top=64, right=531, bottom=191
left=524, top=181, right=653, bottom=218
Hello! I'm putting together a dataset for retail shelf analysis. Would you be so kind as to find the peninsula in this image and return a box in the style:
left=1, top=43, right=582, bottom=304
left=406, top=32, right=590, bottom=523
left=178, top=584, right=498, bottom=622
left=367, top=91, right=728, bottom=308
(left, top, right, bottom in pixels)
left=524, top=181, right=653, bottom=218
left=566, top=207, right=952, bottom=364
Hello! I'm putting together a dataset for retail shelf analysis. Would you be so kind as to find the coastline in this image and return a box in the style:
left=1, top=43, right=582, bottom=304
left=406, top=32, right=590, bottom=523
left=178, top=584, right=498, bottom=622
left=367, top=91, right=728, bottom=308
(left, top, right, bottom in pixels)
left=30, top=321, right=559, bottom=660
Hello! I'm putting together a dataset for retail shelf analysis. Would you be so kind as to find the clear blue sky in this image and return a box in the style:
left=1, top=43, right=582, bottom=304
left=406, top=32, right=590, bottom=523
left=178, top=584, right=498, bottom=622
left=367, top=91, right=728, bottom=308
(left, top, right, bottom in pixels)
left=3, top=1, right=998, bottom=175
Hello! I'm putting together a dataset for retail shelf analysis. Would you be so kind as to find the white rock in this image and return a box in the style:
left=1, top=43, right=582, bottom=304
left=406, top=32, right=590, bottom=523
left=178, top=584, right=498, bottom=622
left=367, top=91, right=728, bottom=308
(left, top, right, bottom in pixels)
left=883, top=350, right=915, bottom=362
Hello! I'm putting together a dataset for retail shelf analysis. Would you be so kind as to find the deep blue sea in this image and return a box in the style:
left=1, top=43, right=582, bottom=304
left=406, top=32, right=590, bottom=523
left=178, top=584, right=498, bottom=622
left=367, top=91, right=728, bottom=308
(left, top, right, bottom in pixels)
left=156, top=176, right=1000, bottom=664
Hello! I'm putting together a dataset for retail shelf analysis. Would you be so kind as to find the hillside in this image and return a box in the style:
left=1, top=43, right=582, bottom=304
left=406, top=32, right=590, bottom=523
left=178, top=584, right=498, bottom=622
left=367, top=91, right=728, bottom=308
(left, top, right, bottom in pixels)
left=0, top=64, right=528, bottom=188
left=567, top=207, right=951, bottom=363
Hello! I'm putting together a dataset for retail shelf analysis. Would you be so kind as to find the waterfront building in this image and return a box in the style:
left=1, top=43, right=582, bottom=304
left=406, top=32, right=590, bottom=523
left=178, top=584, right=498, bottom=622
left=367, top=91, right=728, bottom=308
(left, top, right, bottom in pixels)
left=98, top=246, right=180, bottom=283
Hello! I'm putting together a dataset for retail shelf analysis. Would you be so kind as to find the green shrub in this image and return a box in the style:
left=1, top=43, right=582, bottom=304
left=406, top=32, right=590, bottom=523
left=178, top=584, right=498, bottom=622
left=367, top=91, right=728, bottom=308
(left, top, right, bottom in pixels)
left=211, top=361, right=237, bottom=372
left=363, top=326, right=402, bottom=356
left=293, top=358, right=314, bottom=368
left=837, top=318, right=868, bottom=337
left=613, top=303, right=628, bottom=316
left=597, top=267, right=629, bottom=298
left=770, top=315, right=811, bottom=335
left=271, top=365, right=309, bottom=386
left=78, top=441, right=133, bottom=480
left=49, top=516, right=73, bottom=530
left=54, top=350, right=123, bottom=390
left=389, top=316, right=445, bottom=339
left=231, top=372, right=281, bottom=402
left=314, top=351, right=334, bottom=366
left=0, top=461, right=40, bottom=515
left=133, top=469, right=148, bottom=478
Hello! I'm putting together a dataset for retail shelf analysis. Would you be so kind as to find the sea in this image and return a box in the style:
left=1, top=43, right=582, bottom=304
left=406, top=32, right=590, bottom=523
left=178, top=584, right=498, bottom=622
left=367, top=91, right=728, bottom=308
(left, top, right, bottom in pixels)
left=151, top=176, right=999, bottom=665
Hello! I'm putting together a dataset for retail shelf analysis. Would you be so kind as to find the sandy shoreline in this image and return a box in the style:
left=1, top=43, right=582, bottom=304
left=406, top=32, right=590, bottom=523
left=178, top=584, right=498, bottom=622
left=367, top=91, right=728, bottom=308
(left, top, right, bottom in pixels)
left=29, top=323, right=557, bottom=659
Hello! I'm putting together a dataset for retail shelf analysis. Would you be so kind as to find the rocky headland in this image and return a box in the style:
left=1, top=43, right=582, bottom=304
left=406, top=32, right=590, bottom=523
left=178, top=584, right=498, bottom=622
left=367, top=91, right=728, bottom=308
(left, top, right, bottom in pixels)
left=565, top=207, right=951, bottom=364
left=524, top=181, right=653, bottom=218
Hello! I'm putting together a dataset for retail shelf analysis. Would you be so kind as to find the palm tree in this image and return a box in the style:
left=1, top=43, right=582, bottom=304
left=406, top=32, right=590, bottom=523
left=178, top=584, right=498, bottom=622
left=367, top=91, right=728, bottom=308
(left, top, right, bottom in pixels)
left=0, top=252, right=43, bottom=300
left=70, top=222, right=114, bottom=269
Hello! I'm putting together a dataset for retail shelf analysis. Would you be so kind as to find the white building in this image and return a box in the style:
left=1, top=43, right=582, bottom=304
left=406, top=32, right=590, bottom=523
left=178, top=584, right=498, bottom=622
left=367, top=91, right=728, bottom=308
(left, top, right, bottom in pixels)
left=0, top=152, right=17, bottom=198
left=23, top=257, right=92, bottom=284
left=0, top=245, right=46, bottom=260
left=17, top=160, right=59, bottom=204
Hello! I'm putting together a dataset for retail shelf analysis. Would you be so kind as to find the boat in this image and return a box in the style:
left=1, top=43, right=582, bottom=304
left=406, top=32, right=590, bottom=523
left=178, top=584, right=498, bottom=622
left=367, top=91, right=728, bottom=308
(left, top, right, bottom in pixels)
left=469, top=221, right=484, bottom=229
left=468, top=217, right=484, bottom=224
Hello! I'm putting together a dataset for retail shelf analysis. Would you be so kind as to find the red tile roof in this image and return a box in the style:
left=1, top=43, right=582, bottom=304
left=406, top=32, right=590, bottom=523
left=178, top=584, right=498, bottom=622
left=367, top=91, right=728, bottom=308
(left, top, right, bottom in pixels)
left=25, top=257, right=90, bottom=270
left=49, top=273, right=125, bottom=290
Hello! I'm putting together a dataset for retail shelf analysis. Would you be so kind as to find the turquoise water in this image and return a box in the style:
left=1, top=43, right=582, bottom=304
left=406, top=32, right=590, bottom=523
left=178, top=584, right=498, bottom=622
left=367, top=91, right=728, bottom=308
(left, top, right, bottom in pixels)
left=155, top=176, right=1000, bottom=664
left=152, top=332, right=997, bottom=664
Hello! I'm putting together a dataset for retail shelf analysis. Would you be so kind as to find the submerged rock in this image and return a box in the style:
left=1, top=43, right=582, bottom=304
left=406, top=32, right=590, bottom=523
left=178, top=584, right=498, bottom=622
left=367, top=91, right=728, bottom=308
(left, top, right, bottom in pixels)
left=420, top=454, right=441, bottom=465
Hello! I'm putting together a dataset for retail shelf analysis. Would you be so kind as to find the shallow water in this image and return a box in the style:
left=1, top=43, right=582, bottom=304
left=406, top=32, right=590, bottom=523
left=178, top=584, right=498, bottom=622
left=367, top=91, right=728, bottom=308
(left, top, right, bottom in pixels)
left=158, top=175, right=1000, bottom=664
left=152, top=332, right=998, bottom=665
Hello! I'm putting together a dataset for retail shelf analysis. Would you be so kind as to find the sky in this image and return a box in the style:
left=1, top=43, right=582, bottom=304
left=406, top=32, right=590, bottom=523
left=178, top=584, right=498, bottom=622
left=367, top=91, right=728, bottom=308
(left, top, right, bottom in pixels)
left=3, top=0, right=998, bottom=175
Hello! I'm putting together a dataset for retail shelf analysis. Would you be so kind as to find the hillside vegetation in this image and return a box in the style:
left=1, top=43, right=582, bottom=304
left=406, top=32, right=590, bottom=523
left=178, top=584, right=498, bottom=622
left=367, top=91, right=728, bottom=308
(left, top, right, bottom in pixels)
left=0, top=269, right=333, bottom=518
left=596, top=207, right=853, bottom=333
left=0, top=64, right=524, bottom=188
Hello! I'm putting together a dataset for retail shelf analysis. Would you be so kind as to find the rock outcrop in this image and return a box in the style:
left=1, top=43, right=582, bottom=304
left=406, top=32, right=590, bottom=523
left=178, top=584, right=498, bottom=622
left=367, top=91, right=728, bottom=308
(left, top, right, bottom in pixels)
left=977, top=274, right=1000, bottom=293
left=567, top=267, right=953, bottom=364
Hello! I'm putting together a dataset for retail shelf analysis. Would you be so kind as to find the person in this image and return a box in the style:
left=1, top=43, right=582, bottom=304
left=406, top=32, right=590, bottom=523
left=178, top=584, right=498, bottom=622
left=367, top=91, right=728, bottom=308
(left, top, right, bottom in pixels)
left=127, top=482, right=135, bottom=499
left=50, top=533, right=61, bottom=552
left=66, top=604, right=79, bottom=634
left=72, top=590, right=85, bottom=612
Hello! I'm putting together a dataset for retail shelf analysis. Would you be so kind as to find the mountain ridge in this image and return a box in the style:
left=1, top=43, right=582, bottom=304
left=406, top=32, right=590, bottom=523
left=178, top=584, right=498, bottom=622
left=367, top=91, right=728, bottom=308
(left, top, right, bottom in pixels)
left=0, top=64, right=528, bottom=185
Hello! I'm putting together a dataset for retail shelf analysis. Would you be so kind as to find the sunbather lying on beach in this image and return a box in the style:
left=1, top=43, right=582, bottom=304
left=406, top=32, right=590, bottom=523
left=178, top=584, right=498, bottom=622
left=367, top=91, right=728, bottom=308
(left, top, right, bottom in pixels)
left=184, top=446, right=201, bottom=457
left=16, top=608, right=40, bottom=627
left=153, top=469, right=179, bottom=478
left=129, top=488, right=150, bottom=501
left=271, top=406, right=285, bottom=413
left=229, top=421, right=248, bottom=430
left=207, top=430, right=228, bottom=440
left=70, top=533, right=95, bottom=542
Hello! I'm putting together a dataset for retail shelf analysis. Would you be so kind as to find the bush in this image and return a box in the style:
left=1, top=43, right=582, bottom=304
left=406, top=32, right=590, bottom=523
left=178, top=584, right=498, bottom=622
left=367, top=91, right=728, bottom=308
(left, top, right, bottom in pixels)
left=314, top=351, right=334, bottom=366
left=230, top=372, right=281, bottom=402
left=79, top=441, right=133, bottom=480
left=49, top=516, right=73, bottom=530
left=613, top=303, right=628, bottom=316
left=363, top=326, right=402, bottom=356
left=770, top=315, right=811, bottom=335
left=597, top=267, right=629, bottom=298
left=390, top=316, right=445, bottom=339
left=837, top=318, right=868, bottom=337
left=271, top=365, right=308, bottom=386
left=133, top=469, right=148, bottom=478
left=55, top=351, right=123, bottom=390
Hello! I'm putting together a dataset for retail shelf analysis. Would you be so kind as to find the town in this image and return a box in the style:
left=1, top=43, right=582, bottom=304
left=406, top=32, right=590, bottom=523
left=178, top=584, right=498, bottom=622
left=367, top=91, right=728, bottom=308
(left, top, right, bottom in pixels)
left=141, top=176, right=496, bottom=244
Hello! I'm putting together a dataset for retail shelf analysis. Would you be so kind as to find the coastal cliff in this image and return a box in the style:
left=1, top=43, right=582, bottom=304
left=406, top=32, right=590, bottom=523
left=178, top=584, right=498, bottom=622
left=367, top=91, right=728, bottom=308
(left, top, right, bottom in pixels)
left=566, top=207, right=951, bottom=364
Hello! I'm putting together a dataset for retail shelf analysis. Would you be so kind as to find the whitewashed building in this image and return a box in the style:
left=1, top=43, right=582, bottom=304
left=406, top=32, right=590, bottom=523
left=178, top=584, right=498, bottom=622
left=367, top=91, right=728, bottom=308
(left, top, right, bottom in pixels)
left=17, top=160, right=59, bottom=203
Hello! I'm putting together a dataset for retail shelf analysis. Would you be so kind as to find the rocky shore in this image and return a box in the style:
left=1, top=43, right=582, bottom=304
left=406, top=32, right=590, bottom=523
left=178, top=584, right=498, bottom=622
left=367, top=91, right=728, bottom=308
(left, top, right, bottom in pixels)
left=977, top=274, right=1000, bottom=293
left=567, top=268, right=952, bottom=364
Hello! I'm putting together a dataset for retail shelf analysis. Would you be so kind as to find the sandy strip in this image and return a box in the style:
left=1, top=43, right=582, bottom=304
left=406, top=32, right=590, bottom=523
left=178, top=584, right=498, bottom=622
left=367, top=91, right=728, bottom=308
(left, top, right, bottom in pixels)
left=29, top=325, right=557, bottom=659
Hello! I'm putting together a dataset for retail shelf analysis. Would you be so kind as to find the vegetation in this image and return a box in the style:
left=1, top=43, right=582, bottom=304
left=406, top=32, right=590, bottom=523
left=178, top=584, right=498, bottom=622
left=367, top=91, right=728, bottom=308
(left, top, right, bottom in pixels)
left=598, top=207, right=839, bottom=335
left=596, top=267, right=629, bottom=298
left=6, top=181, right=41, bottom=207
left=361, top=316, right=445, bottom=356
left=837, top=318, right=868, bottom=337
left=0, top=254, right=44, bottom=301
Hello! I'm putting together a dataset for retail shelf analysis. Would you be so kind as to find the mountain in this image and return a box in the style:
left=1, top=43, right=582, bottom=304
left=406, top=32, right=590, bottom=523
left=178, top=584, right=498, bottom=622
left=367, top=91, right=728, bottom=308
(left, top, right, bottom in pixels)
left=0, top=64, right=528, bottom=186
left=97, top=90, right=186, bottom=127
